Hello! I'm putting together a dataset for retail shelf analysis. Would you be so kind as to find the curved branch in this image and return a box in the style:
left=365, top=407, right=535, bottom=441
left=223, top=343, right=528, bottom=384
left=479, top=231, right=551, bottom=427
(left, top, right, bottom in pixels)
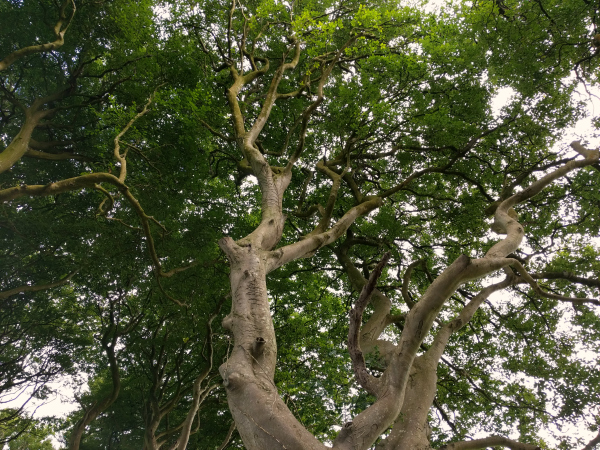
left=0, top=173, right=126, bottom=203
left=156, top=279, right=190, bottom=308
left=401, top=259, right=425, bottom=309
left=0, top=83, right=80, bottom=174
left=0, top=172, right=194, bottom=280
left=334, top=238, right=396, bottom=359
left=24, top=148, right=89, bottom=161
left=68, top=321, right=123, bottom=449
left=329, top=140, right=600, bottom=450
left=532, top=271, right=600, bottom=288
left=114, top=85, right=162, bottom=183
left=486, top=141, right=599, bottom=259
left=428, top=276, right=515, bottom=363
left=582, top=429, right=600, bottom=450
left=348, top=253, right=390, bottom=396
left=0, top=110, right=46, bottom=174
left=439, top=435, right=541, bottom=450
left=304, top=160, right=348, bottom=236
left=266, top=196, right=383, bottom=273
left=379, top=125, right=503, bottom=200
left=173, top=298, right=224, bottom=449
left=200, top=119, right=234, bottom=141
left=511, top=261, right=600, bottom=306
left=284, top=36, right=358, bottom=172
left=216, top=421, right=237, bottom=450
left=0, top=0, right=76, bottom=72
left=0, top=270, right=79, bottom=301
left=246, top=39, right=301, bottom=145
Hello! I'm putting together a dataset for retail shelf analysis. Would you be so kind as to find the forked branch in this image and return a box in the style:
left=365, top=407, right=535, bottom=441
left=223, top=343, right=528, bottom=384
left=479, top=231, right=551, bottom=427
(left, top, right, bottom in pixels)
left=510, top=261, right=600, bottom=306
left=266, top=196, right=383, bottom=273
left=0, top=172, right=196, bottom=283
left=114, top=85, right=163, bottom=183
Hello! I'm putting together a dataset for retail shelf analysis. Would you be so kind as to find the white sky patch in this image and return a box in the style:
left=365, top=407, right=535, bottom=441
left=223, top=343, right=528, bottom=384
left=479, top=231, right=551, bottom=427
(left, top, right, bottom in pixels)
left=491, top=86, right=517, bottom=119
left=560, top=86, right=600, bottom=149
left=2, top=375, right=86, bottom=449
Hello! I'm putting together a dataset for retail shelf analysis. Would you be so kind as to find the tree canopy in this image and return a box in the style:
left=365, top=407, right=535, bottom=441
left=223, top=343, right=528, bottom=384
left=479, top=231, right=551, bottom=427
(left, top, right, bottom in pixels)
left=1, top=0, right=600, bottom=449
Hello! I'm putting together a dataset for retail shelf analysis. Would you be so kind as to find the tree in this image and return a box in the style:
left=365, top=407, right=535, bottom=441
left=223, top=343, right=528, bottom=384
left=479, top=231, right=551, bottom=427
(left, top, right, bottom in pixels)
left=57, top=294, right=228, bottom=450
left=0, top=410, right=54, bottom=450
left=1, top=0, right=600, bottom=449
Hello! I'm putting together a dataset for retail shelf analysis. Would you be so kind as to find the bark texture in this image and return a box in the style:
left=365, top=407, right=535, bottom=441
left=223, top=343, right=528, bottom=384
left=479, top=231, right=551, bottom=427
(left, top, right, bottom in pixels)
left=205, top=10, right=600, bottom=446
left=218, top=137, right=599, bottom=450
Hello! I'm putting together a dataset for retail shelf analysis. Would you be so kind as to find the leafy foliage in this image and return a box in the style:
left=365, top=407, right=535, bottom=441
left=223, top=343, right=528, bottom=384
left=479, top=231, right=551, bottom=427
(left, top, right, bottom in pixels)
left=1, top=0, right=600, bottom=449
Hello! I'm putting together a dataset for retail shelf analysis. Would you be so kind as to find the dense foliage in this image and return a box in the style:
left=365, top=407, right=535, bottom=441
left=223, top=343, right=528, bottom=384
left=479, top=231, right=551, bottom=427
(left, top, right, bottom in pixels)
left=1, top=0, right=600, bottom=449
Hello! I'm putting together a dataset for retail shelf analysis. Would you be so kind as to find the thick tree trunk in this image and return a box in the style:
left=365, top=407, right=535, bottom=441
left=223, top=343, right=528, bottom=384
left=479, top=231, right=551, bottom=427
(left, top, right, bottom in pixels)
left=218, top=237, right=327, bottom=450
left=214, top=19, right=600, bottom=447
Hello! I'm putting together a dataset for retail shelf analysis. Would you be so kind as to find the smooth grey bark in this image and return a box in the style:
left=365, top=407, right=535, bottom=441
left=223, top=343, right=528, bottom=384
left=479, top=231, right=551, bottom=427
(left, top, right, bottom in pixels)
left=217, top=133, right=599, bottom=450
left=209, top=8, right=600, bottom=446
left=218, top=237, right=328, bottom=450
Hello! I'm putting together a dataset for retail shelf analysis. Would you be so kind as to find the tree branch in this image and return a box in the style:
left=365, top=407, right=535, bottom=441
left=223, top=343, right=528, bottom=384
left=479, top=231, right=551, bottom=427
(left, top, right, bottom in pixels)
left=348, top=252, right=390, bottom=396
left=266, top=196, right=383, bottom=273
left=173, top=300, right=223, bottom=449
left=284, top=36, right=358, bottom=172
left=582, top=429, right=600, bottom=450
left=216, top=421, right=237, bottom=450
left=439, top=435, right=541, bottom=450
left=401, top=259, right=425, bottom=309
left=303, top=160, right=348, bottom=236
left=68, top=305, right=133, bottom=450
left=0, top=0, right=76, bottom=72
left=486, top=141, right=599, bottom=259
left=0, top=270, right=79, bottom=301
left=510, top=261, right=600, bottom=305
left=0, top=172, right=196, bottom=281
left=113, top=85, right=162, bottom=183
left=531, top=271, right=600, bottom=288
left=24, top=148, right=89, bottom=161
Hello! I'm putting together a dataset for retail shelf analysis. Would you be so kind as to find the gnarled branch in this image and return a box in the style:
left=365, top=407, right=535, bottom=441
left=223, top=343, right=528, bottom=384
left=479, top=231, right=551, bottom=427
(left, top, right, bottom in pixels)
left=348, top=252, right=390, bottom=396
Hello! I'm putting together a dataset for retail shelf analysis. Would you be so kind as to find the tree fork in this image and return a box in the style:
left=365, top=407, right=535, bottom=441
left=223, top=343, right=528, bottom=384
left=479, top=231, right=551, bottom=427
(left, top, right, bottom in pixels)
left=218, top=237, right=326, bottom=450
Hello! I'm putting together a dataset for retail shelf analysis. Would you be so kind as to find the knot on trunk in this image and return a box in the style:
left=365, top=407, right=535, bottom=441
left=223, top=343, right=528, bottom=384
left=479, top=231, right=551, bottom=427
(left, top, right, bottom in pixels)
left=222, top=372, right=240, bottom=390
left=222, top=315, right=233, bottom=331
left=252, top=336, right=266, bottom=356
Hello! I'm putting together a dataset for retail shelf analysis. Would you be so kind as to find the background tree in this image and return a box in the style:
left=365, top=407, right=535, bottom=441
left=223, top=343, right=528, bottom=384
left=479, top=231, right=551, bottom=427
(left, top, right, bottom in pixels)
left=1, top=0, right=600, bottom=449
left=1, top=0, right=232, bottom=446
left=0, top=410, right=54, bottom=450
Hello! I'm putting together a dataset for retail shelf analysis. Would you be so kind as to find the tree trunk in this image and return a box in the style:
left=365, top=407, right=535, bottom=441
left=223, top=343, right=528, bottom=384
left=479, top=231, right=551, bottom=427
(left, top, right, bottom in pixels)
left=218, top=237, right=327, bottom=450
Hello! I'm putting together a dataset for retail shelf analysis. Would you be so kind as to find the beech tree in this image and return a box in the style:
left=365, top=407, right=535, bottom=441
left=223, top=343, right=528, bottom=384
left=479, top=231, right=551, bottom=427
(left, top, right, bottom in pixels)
left=2, top=0, right=600, bottom=449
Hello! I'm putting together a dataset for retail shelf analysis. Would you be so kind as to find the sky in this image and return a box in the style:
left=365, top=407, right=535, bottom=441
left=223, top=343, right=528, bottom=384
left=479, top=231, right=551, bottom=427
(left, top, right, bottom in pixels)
left=5, top=0, right=600, bottom=446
